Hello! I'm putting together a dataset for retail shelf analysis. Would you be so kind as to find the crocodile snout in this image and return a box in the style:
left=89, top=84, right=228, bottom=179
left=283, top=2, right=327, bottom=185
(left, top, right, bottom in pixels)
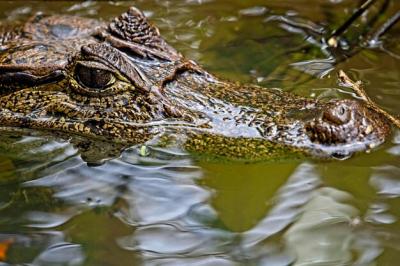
left=305, top=99, right=390, bottom=147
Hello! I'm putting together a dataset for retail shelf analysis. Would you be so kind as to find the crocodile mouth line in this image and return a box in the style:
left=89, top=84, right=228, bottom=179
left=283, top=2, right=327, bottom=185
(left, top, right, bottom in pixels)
left=0, top=105, right=201, bottom=142
left=0, top=110, right=154, bottom=142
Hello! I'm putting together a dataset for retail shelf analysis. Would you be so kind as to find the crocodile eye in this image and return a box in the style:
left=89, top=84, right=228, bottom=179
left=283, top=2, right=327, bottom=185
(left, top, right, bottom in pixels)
left=75, top=64, right=115, bottom=89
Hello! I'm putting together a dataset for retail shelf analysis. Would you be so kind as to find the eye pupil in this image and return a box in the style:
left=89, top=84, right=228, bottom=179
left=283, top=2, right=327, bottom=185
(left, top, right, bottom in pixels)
left=76, top=64, right=114, bottom=89
left=338, top=106, right=346, bottom=116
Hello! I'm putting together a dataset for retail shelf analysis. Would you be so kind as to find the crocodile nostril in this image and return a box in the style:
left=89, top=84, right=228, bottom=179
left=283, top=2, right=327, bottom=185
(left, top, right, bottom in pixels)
left=322, top=103, right=351, bottom=125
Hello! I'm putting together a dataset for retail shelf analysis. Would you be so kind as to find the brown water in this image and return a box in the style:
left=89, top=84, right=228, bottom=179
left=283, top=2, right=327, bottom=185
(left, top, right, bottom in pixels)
left=0, top=1, right=399, bottom=265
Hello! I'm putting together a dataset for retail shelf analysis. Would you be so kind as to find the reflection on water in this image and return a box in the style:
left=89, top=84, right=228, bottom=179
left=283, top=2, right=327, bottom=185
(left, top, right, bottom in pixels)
left=0, top=0, right=399, bottom=265
left=284, top=186, right=380, bottom=266
left=1, top=133, right=400, bottom=265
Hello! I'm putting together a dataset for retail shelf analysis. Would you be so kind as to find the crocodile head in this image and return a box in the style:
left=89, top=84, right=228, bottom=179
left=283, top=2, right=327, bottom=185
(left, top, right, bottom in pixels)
left=0, top=8, right=194, bottom=143
left=0, top=7, right=392, bottom=159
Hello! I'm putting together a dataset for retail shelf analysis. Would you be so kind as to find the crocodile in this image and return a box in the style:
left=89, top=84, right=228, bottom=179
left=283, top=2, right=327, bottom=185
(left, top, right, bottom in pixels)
left=0, top=7, right=392, bottom=160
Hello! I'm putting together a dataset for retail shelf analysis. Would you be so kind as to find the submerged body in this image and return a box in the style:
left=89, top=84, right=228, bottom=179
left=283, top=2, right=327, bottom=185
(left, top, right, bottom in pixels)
left=0, top=7, right=391, bottom=160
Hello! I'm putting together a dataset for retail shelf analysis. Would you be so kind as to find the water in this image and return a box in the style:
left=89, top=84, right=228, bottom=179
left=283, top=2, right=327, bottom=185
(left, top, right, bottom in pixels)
left=0, top=0, right=399, bottom=265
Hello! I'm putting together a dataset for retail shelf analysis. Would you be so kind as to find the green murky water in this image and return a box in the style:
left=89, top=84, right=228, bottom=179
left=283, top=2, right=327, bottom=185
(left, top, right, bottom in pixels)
left=0, top=1, right=399, bottom=265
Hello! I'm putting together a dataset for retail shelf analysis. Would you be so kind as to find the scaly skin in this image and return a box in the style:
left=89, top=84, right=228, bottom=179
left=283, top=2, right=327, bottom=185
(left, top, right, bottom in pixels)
left=0, top=7, right=391, bottom=160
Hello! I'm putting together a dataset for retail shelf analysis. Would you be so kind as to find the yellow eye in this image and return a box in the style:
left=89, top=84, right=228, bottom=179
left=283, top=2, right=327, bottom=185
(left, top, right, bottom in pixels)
left=75, top=63, right=115, bottom=89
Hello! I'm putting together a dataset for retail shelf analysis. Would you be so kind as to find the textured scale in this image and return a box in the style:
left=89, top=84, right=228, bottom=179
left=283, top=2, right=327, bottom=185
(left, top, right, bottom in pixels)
left=0, top=24, right=22, bottom=46
left=0, top=7, right=392, bottom=161
left=109, top=7, right=169, bottom=52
